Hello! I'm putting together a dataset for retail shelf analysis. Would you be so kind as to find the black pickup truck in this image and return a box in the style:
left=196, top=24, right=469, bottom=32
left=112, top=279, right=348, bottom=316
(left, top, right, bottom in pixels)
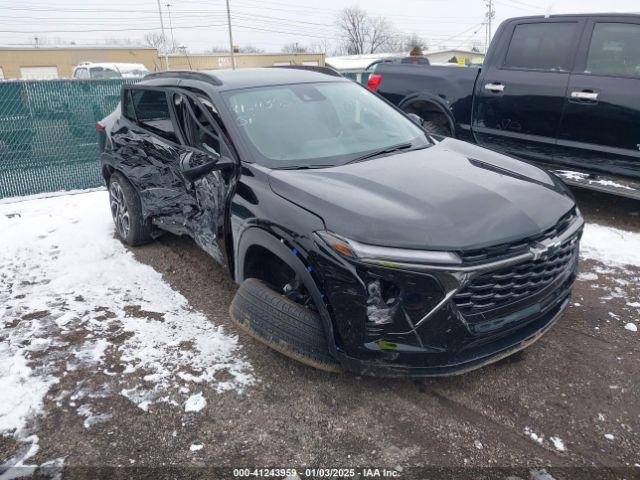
left=369, top=13, right=640, bottom=199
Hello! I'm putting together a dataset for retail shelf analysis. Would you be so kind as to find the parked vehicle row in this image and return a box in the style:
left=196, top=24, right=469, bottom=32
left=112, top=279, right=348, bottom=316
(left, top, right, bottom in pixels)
left=99, top=67, right=583, bottom=377
left=369, top=13, right=640, bottom=199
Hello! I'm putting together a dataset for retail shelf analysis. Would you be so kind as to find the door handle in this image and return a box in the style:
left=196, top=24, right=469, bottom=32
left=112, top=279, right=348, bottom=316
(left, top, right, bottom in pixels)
left=484, top=83, right=505, bottom=93
left=570, top=91, right=599, bottom=101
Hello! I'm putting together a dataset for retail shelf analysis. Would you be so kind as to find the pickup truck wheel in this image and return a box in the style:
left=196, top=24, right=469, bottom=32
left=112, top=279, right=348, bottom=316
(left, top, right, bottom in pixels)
left=230, top=278, right=341, bottom=373
left=108, top=172, right=153, bottom=246
left=422, top=120, right=451, bottom=137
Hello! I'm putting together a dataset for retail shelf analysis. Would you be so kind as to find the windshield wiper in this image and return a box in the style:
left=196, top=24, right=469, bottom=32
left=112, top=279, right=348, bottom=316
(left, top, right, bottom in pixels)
left=346, top=142, right=414, bottom=164
left=276, top=164, right=335, bottom=170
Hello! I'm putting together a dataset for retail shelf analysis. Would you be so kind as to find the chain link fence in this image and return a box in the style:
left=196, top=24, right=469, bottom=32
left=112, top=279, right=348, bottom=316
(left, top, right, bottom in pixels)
left=0, top=79, right=138, bottom=199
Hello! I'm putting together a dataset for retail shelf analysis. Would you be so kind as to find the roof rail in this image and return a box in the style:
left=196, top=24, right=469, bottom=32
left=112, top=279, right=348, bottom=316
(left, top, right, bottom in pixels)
left=272, top=65, right=342, bottom=78
left=142, top=70, right=223, bottom=85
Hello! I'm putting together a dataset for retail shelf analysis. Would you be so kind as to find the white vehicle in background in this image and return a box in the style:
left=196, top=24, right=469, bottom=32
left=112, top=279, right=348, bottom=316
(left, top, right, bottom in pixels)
left=72, top=62, right=149, bottom=79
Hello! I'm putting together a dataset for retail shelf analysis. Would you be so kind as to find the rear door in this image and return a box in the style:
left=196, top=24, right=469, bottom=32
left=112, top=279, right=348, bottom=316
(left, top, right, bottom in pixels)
left=473, top=18, right=584, bottom=161
left=118, top=85, right=196, bottom=227
left=555, top=17, right=640, bottom=179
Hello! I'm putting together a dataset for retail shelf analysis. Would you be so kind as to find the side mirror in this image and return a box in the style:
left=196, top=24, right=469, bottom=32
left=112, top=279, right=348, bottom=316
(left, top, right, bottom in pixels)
left=406, top=113, right=424, bottom=127
left=180, top=150, right=225, bottom=182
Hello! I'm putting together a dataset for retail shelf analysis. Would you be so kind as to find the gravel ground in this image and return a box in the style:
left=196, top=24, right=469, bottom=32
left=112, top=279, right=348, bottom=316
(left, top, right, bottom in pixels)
left=1, top=188, right=639, bottom=480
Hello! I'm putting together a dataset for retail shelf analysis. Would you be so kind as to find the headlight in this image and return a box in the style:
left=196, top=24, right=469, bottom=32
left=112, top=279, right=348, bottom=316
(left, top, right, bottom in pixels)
left=315, top=231, right=461, bottom=267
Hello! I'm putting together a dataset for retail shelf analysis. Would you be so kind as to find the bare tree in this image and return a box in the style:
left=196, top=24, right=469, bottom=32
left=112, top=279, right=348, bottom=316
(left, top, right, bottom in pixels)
left=308, top=39, right=332, bottom=55
left=404, top=33, right=427, bottom=53
left=144, top=32, right=166, bottom=51
left=337, top=6, right=369, bottom=54
left=368, top=17, right=395, bottom=54
left=206, top=45, right=230, bottom=53
left=238, top=45, right=264, bottom=53
left=337, top=6, right=397, bottom=54
left=281, top=42, right=308, bottom=54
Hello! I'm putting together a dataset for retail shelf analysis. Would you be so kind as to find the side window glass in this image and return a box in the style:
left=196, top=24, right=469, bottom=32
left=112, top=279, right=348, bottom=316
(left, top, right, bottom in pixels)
left=122, top=89, right=136, bottom=121
left=503, top=22, right=578, bottom=71
left=585, top=23, right=640, bottom=77
left=75, top=68, right=88, bottom=79
left=174, top=93, right=221, bottom=156
left=130, top=89, right=178, bottom=143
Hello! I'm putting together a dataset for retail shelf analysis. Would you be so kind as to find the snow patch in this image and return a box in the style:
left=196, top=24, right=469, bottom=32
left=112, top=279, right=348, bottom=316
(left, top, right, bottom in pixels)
left=524, top=426, right=544, bottom=444
left=549, top=436, right=566, bottom=452
left=581, top=224, right=640, bottom=268
left=624, top=323, right=637, bottom=332
left=0, top=345, right=58, bottom=437
left=77, top=404, right=112, bottom=429
left=577, top=272, right=598, bottom=281
left=0, top=191, right=254, bottom=446
left=185, top=392, right=207, bottom=413
left=190, top=442, right=204, bottom=452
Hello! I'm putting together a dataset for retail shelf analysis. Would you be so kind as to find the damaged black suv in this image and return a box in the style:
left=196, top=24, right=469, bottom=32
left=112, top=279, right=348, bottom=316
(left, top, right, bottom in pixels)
left=99, top=67, right=583, bottom=377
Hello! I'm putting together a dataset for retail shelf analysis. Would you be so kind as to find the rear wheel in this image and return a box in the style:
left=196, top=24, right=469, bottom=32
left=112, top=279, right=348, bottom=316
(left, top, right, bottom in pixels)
left=230, top=278, right=341, bottom=373
left=403, top=100, right=452, bottom=137
left=108, top=172, right=152, bottom=246
left=422, top=119, right=451, bottom=137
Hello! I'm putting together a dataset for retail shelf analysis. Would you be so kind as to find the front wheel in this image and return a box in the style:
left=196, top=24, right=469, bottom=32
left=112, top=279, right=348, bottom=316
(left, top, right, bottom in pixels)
left=230, top=278, right=341, bottom=373
left=108, top=172, right=152, bottom=246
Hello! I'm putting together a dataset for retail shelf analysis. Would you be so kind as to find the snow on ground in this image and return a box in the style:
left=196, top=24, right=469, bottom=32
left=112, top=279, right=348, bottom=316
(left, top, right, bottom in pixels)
left=579, top=223, right=640, bottom=334
left=580, top=223, right=640, bottom=269
left=549, top=436, right=566, bottom=452
left=0, top=191, right=254, bottom=471
left=524, top=427, right=544, bottom=445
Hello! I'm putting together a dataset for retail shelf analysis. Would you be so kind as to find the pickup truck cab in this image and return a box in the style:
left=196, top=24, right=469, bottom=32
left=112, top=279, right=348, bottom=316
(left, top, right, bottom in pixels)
left=371, top=14, right=640, bottom=199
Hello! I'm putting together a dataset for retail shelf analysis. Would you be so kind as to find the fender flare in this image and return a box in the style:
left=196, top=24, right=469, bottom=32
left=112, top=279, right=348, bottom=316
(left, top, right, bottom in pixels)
left=398, top=93, right=456, bottom=137
left=235, top=227, right=338, bottom=356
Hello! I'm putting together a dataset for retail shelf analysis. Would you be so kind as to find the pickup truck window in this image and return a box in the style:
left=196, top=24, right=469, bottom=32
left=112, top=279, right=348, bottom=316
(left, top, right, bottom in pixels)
left=585, top=23, right=640, bottom=77
left=504, top=22, right=578, bottom=72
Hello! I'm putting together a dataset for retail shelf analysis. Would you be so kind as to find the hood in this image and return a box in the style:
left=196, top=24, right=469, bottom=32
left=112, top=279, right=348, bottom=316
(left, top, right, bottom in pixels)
left=268, top=138, right=575, bottom=251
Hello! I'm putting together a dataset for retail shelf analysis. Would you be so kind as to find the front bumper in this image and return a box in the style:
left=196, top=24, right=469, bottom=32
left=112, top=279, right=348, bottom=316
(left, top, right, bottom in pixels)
left=312, top=213, right=583, bottom=377
left=335, top=293, right=569, bottom=378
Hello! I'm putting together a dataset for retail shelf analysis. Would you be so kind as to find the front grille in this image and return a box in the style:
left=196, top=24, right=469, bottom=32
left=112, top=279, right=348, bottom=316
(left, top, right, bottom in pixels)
left=459, top=208, right=577, bottom=264
left=454, top=235, right=579, bottom=315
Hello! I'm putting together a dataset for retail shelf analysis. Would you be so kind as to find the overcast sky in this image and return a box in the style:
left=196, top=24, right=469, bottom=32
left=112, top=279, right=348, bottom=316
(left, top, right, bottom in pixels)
left=0, top=0, right=637, bottom=54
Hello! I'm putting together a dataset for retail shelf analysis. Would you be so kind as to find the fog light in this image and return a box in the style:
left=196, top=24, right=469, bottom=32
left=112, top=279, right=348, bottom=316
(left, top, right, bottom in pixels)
left=366, top=280, right=399, bottom=325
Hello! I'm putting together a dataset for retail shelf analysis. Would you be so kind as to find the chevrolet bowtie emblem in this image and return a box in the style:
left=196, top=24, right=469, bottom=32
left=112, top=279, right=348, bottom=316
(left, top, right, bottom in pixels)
left=530, top=243, right=549, bottom=261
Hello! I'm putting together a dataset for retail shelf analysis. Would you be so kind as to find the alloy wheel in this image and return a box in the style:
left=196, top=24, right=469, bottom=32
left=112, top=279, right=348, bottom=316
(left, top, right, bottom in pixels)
left=109, top=181, right=131, bottom=239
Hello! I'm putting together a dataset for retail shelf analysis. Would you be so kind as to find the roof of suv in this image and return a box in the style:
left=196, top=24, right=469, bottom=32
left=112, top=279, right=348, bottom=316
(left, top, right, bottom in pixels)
left=142, top=67, right=346, bottom=90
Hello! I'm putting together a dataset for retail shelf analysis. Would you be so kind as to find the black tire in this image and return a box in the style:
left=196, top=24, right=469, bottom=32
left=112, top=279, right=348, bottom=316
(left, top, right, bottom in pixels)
left=108, top=172, right=152, bottom=246
left=422, top=119, right=451, bottom=137
left=230, top=278, right=341, bottom=373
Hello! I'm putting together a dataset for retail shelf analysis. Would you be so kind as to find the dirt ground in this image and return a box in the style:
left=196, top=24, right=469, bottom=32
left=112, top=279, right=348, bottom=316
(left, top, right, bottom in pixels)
left=2, top=188, right=640, bottom=480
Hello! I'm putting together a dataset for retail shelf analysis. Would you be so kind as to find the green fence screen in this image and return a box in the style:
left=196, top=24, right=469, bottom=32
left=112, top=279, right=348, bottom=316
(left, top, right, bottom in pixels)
left=0, top=79, right=138, bottom=199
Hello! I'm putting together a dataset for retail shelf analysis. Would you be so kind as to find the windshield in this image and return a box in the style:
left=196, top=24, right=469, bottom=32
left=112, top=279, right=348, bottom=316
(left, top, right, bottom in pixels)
left=224, top=81, right=430, bottom=168
left=90, top=67, right=121, bottom=79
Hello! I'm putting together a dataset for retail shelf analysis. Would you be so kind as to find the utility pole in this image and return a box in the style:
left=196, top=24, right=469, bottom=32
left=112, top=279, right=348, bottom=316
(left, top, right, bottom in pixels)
left=156, top=0, right=170, bottom=70
left=484, top=0, right=495, bottom=53
left=225, top=0, right=236, bottom=70
left=166, top=3, right=176, bottom=54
